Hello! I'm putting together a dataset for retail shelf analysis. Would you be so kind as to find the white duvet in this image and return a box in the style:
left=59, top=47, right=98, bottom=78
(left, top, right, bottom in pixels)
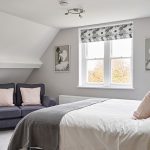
left=60, top=99, right=150, bottom=150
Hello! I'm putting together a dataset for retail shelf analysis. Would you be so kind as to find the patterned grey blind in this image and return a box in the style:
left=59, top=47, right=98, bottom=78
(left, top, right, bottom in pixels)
left=80, top=23, right=133, bottom=43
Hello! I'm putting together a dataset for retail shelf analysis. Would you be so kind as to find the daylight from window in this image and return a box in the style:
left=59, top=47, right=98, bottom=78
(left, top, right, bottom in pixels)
left=111, top=39, right=132, bottom=84
left=86, top=42, right=104, bottom=83
left=82, top=38, right=132, bottom=87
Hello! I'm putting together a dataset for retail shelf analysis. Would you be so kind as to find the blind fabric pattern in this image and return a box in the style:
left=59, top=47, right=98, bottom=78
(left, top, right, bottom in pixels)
left=80, top=23, right=133, bottom=43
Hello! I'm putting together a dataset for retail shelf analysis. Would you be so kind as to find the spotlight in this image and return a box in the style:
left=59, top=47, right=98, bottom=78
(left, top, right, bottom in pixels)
left=79, top=14, right=82, bottom=18
left=59, top=0, right=69, bottom=6
left=65, top=12, right=69, bottom=15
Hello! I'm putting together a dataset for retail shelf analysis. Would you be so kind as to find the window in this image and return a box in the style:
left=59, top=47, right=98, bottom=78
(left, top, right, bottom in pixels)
left=79, top=23, right=133, bottom=89
left=86, top=42, right=104, bottom=84
left=111, top=39, right=132, bottom=85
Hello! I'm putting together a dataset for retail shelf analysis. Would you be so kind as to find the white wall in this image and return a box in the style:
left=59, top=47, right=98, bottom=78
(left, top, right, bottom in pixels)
left=27, top=17, right=150, bottom=100
left=0, top=12, right=59, bottom=82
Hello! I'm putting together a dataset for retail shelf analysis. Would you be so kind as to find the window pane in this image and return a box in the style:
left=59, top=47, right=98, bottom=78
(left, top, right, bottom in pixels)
left=86, top=42, right=104, bottom=59
left=111, top=59, right=131, bottom=84
left=87, top=60, right=104, bottom=83
left=111, top=38, right=132, bottom=58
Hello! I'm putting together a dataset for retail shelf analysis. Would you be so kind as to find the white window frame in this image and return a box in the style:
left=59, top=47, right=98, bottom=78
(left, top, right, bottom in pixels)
left=79, top=37, right=133, bottom=89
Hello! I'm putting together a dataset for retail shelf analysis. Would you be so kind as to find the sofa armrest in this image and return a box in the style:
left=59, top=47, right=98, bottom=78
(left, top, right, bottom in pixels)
left=42, top=96, right=56, bottom=107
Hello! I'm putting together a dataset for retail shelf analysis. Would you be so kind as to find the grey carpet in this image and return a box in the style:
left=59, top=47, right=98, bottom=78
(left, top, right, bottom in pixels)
left=0, top=130, right=13, bottom=150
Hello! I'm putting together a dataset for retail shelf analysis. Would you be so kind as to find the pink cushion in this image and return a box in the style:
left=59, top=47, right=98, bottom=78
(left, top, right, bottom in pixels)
left=20, top=87, right=41, bottom=106
left=0, top=88, right=14, bottom=106
left=133, top=91, right=150, bottom=119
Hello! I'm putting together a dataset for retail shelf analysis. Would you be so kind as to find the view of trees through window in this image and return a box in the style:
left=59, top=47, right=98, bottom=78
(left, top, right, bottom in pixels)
left=88, top=60, right=104, bottom=83
left=88, top=59, right=131, bottom=84
left=111, top=59, right=131, bottom=84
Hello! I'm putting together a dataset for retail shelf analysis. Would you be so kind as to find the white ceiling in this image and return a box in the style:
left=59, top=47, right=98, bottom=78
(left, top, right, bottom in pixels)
left=0, top=0, right=150, bottom=28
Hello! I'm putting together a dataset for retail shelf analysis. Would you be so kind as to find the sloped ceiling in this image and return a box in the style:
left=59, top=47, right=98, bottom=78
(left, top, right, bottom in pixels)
left=0, top=11, right=59, bottom=83
left=0, top=0, right=150, bottom=28
left=0, top=12, right=58, bottom=64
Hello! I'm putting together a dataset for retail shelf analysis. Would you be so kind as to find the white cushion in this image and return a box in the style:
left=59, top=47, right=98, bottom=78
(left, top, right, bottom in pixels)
left=0, top=88, right=14, bottom=106
left=20, top=87, right=41, bottom=106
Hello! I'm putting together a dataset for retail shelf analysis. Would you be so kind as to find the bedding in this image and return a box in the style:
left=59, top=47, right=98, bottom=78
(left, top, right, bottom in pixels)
left=8, top=98, right=104, bottom=150
left=8, top=98, right=150, bottom=150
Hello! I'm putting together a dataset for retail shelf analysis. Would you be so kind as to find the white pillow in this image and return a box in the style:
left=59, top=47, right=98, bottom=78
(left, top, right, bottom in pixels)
left=133, top=91, right=150, bottom=119
left=0, top=88, right=14, bottom=106
left=20, top=87, right=41, bottom=106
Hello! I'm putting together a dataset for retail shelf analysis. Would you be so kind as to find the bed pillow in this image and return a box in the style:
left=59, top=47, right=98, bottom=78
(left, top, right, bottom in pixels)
left=0, top=88, right=14, bottom=106
left=133, top=91, right=150, bottom=119
left=20, top=87, right=41, bottom=106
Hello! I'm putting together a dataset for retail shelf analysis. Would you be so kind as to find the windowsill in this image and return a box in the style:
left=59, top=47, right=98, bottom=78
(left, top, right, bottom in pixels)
left=77, top=85, right=134, bottom=90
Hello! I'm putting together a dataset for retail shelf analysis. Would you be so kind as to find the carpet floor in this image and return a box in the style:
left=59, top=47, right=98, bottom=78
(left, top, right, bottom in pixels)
left=0, top=130, right=13, bottom=150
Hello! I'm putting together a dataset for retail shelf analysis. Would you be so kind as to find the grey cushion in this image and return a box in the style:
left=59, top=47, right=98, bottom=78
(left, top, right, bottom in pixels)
left=16, top=83, right=45, bottom=106
left=0, top=106, right=21, bottom=120
left=20, top=105, right=45, bottom=117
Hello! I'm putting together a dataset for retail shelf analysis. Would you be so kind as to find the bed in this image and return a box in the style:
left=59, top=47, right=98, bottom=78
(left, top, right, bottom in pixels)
left=8, top=98, right=150, bottom=150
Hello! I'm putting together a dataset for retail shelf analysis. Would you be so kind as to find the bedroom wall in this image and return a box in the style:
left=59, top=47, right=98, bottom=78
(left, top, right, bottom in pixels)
left=0, top=69, right=33, bottom=83
left=27, top=17, right=150, bottom=100
left=0, top=12, right=58, bottom=83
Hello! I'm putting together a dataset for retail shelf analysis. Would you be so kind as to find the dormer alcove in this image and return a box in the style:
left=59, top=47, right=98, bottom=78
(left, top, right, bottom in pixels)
left=0, top=12, right=59, bottom=82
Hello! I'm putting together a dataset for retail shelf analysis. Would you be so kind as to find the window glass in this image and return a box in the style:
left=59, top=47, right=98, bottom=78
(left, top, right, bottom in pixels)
left=111, top=59, right=131, bottom=84
left=111, top=39, right=132, bottom=58
left=86, top=42, right=104, bottom=59
left=87, top=60, right=104, bottom=83
left=80, top=30, right=133, bottom=88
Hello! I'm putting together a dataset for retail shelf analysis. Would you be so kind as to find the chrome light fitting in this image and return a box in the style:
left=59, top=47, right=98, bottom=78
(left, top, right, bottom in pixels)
left=65, top=8, right=85, bottom=18
left=58, top=0, right=69, bottom=6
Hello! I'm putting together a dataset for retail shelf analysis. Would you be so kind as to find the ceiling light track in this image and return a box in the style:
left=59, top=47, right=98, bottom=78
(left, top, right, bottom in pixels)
left=65, top=8, right=85, bottom=18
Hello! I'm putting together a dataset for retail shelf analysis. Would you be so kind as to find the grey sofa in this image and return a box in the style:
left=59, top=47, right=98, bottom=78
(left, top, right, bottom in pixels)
left=0, top=83, right=56, bottom=129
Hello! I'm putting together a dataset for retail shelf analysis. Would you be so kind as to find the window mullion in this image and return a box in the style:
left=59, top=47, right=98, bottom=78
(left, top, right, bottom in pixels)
left=81, top=43, right=87, bottom=85
left=104, top=41, right=111, bottom=86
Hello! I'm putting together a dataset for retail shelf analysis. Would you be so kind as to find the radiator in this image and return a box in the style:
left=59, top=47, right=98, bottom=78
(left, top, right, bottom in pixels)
left=59, top=95, right=96, bottom=104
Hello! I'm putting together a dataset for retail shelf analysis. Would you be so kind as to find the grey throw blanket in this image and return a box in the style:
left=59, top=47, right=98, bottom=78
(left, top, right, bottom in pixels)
left=8, top=98, right=106, bottom=150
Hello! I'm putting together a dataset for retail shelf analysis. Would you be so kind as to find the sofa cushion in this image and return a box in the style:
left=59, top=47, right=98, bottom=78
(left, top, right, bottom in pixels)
left=16, top=83, right=45, bottom=106
left=0, top=88, right=14, bottom=106
left=0, top=83, right=16, bottom=105
left=0, top=106, right=21, bottom=120
left=20, top=105, right=45, bottom=117
left=20, top=87, right=41, bottom=106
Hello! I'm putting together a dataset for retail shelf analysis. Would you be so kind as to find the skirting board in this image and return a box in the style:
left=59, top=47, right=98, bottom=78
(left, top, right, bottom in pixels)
left=59, top=95, right=97, bottom=104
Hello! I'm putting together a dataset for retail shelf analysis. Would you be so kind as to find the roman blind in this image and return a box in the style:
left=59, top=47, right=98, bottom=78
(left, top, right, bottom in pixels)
left=80, top=23, right=133, bottom=43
